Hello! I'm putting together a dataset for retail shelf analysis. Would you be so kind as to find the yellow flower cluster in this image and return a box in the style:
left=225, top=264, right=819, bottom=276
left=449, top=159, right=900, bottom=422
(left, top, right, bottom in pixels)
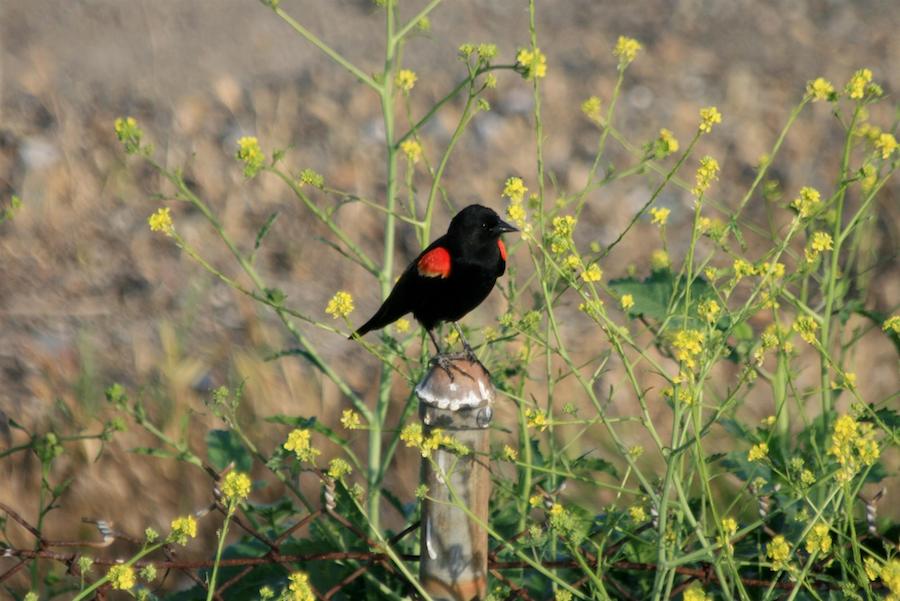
left=148, top=207, right=174, bottom=236
left=325, top=291, right=354, bottom=319
left=698, top=106, right=722, bottom=134
left=524, top=408, right=549, bottom=431
left=581, top=96, right=603, bottom=124
left=394, top=318, right=410, bottom=333
left=620, top=294, right=635, bottom=311
left=867, top=559, right=900, bottom=599
left=169, top=515, right=197, bottom=546
left=649, top=207, right=670, bottom=226
left=459, top=43, right=498, bottom=63
left=806, top=77, right=834, bottom=101
left=718, top=517, right=738, bottom=551
left=792, top=316, right=819, bottom=344
left=581, top=263, right=603, bottom=283
left=698, top=299, right=721, bottom=324
left=805, top=523, right=832, bottom=555
left=327, top=457, right=352, bottom=479
left=298, top=168, right=324, bottom=189
left=657, top=128, right=679, bottom=155
left=114, top=116, right=145, bottom=155
left=846, top=68, right=872, bottom=100
left=650, top=249, right=670, bottom=271
left=516, top=47, right=547, bottom=80
left=884, top=315, right=900, bottom=334
left=502, top=445, right=518, bottom=461
left=578, top=299, right=604, bottom=320
left=502, top=177, right=527, bottom=203
left=791, top=186, right=821, bottom=218
left=698, top=216, right=727, bottom=242
left=236, top=136, right=265, bottom=178
left=613, top=36, right=642, bottom=65
left=732, top=258, right=756, bottom=280
left=828, top=414, right=880, bottom=483
left=284, top=428, right=321, bottom=463
left=662, top=385, right=693, bottom=406
left=627, top=505, right=647, bottom=523
left=107, top=564, right=136, bottom=591
left=340, top=409, right=362, bottom=430
left=222, top=471, right=252, bottom=504
left=288, top=571, right=315, bottom=601
left=400, top=139, right=423, bottom=163
left=875, top=132, right=898, bottom=160
left=683, top=584, right=710, bottom=601
left=550, top=215, right=576, bottom=254
left=400, top=423, right=468, bottom=458
left=804, top=231, right=833, bottom=263
left=672, top=329, right=704, bottom=369
left=692, top=155, right=720, bottom=196
left=747, top=442, right=768, bottom=462
left=766, top=535, right=791, bottom=571
left=395, top=69, right=417, bottom=92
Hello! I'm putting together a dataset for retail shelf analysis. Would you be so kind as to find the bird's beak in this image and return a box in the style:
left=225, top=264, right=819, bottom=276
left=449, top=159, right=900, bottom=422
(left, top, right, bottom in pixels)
left=493, top=219, right=519, bottom=234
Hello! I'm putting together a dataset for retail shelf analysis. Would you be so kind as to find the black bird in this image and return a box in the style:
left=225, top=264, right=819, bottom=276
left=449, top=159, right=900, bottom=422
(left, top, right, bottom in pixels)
left=352, top=204, right=517, bottom=354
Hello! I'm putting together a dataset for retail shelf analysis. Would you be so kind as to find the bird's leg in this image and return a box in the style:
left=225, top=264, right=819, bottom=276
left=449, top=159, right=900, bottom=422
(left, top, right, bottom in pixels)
left=427, top=328, right=456, bottom=381
left=452, top=322, right=478, bottom=363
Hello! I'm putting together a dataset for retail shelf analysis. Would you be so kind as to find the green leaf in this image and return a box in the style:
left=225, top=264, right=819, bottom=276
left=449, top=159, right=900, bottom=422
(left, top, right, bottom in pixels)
left=206, top=429, right=252, bottom=472
left=609, top=269, right=714, bottom=326
left=253, top=212, right=279, bottom=251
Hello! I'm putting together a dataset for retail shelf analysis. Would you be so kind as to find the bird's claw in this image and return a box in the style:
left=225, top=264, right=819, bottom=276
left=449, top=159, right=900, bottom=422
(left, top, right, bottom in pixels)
left=430, top=353, right=458, bottom=381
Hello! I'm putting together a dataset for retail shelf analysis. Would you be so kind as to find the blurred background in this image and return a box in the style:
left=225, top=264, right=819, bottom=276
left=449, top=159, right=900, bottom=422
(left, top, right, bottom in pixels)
left=1, top=0, right=898, bottom=563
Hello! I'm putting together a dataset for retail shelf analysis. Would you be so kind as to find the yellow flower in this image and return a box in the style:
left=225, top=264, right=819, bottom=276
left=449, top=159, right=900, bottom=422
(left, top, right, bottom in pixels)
left=613, top=36, right=642, bottom=65
left=846, top=68, right=872, bottom=100
left=506, top=202, right=527, bottom=230
left=477, top=43, right=497, bottom=61
left=169, top=515, right=197, bottom=546
left=800, top=469, right=816, bottom=486
left=148, top=208, right=174, bottom=236
left=283, top=428, right=320, bottom=463
left=805, top=523, right=832, bottom=555
left=298, top=168, right=324, bottom=189
left=620, top=294, right=635, bottom=311
left=327, top=458, right=352, bottom=479
left=581, top=263, right=603, bottom=283
left=529, top=494, right=543, bottom=508
left=340, top=409, right=362, bottom=430
left=766, top=535, right=791, bottom=571
left=732, top=258, right=756, bottom=279
left=810, top=231, right=833, bottom=252
left=672, top=329, right=704, bottom=369
left=791, top=186, right=821, bottom=218
left=325, top=291, right=354, bottom=319
left=650, top=249, right=670, bottom=271
left=692, top=155, right=720, bottom=196
left=516, top=47, right=547, bottom=80
left=221, top=471, right=252, bottom=504
left=748, top=442, right=769, bottom=462
left=524, top=408, right=549, bottom=432
left=807, top=77, right=834, bottom=101
left=864, top=557, right=881, bottom=581
left=400, top=139, right=422, bottom=163
left=287, top=571, right=315, bottom=601
left=698, top=106, right=722, bottom=134
left=883, top=315, right=900, bottom=334
left=236, top=136, right=265, bottom=178
left=721, top=517, right=738, bottom=537
left=649, top=207, right=670, bottom=226
left=628, top=505, right=647, bottom=523
left=400, top=423, right=424, bottom=449
left=829, top=414, right=880, bottom=483
left=394, top=318, right=410, bottom=334
left=549, top=503, right=565, bottom=517
left=107, top=564, right=136, bottom=591
left=502, top=445, right=518, bottom=461
left=395, top=69, right=417, bottom=92
left=581, top=96, right=603, bottom=124
left=502, top=177, right=527, bottom=203
left=683, top=583, right=710, bottom=601
left=792, top=316, right=819, bottom=344
left=114, top=116, right=145, bottom=155
left=698, top=299, right=720, bottom=324
left=882, top=559, right=900, bottom=597
left=658, top=128, right=679, bottom=154
left=875, top=132, right=897, bottom=160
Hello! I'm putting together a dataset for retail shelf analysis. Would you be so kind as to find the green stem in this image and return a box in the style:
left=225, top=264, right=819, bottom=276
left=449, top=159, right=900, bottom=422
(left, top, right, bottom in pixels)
left=205, top=506, right=235, bottom=601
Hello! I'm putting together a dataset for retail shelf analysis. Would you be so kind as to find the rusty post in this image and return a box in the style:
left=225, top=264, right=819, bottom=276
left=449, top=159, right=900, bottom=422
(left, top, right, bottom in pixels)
left=415, top=354, right=494, bottom=601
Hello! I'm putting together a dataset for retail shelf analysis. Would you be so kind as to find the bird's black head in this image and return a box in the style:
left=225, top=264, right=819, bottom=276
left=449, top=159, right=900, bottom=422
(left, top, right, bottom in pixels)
left=446, top=204, right=518, bottom=251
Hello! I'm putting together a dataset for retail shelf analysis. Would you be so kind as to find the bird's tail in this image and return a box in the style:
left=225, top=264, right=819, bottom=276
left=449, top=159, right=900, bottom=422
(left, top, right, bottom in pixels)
left=349, top=298, right=408, bottom=340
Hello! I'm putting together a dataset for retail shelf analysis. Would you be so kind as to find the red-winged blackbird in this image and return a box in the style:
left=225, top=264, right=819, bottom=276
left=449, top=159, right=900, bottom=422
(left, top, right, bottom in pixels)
left=352, top=204, right=517, bottom=354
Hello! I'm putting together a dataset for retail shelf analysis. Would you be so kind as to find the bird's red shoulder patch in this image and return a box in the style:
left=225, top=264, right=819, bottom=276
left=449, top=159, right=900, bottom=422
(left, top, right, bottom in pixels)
left=417, top=246, right=451, bottom=278
left=498, top=239, right=507, bottom=261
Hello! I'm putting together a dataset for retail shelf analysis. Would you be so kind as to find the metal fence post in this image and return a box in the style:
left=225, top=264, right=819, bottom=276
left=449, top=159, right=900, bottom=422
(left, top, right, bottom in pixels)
left=415, top=354, right=494, bottom=601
